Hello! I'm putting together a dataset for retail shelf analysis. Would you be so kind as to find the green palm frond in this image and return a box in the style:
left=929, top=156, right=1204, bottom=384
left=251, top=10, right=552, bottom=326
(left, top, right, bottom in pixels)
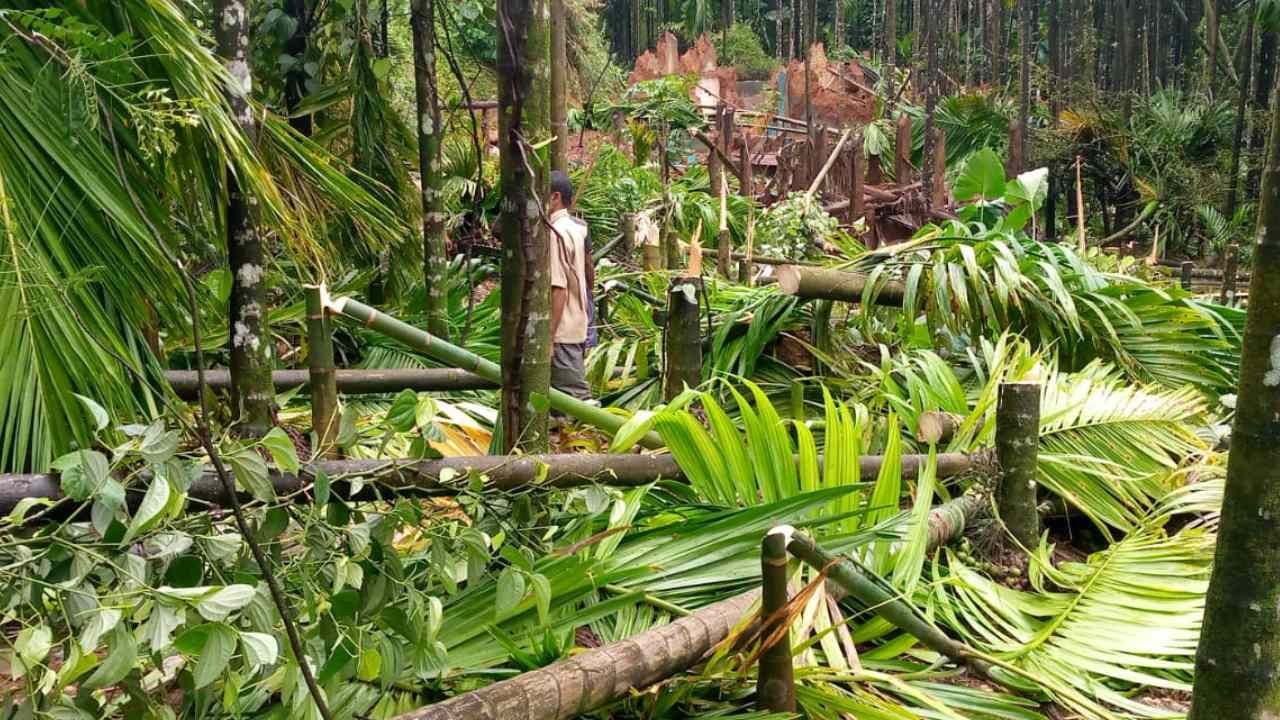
left=935, top=525, right=1213, bottom=719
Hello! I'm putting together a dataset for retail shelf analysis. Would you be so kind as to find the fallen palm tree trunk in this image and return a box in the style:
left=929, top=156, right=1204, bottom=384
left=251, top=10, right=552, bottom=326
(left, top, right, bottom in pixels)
left=0, top=452, right=974, bottom=520
left=326, top=294, right=663, bottom=448
left=165, top=368, right=496, bottom=399
left=776, top=266, right=907, bottom=306
left=391, top=492, right=990, bottom=720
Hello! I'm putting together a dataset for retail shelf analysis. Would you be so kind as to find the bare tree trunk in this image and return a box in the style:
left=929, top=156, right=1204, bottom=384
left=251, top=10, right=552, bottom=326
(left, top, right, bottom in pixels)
left=778, top=0, right=786, bottom=59
left=498, top=0, right=552, bottom=452
left=411, top=0, right=451, bottom=340
left=996, top=382, right=1041, bottom=548
left=283, top=0, right=313, bottom=136
left=305, top=287, right=340, bottom=458
left=551, top=0, right=569, bottom=173
left=923, top=0, right=941, bottom=205
left=987, top=0, right=1002, bottom=85
left=1226, top=0, right=1257, bottom=217
left=835, top=0, right=844, bottom=51
left=885, top=0, right=898, bottom=100
left=1249, top=29, right=1277, bottom=194
left=1188, top=83, right=1280, bottom=719
left=1203, top=0, right=1219, bottom=95
left=215, top=0, right=273, bottom=439
left=1018, top=0, right=1030, bottom=170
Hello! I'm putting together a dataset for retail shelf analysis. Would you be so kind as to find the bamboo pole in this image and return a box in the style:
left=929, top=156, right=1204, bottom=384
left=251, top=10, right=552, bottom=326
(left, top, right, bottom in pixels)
left=995, top=382, right=1040, bottom=548
left=166, top=369, right=496, bottom=398
left=757, top=528, right=797, bottom=713
left=2, top=452, right=977, bottom=521
left=327, top=294, right=663, bottom=448
left=305, top=286, right=341, bottom=458
left=776, top=266, right=907, bottom=305
left=664, top=277, right=703, bottom=400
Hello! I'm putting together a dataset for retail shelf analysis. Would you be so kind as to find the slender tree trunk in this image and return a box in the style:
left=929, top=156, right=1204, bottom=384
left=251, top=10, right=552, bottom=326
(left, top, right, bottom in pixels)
left=411, top=0, right=451, bottom=340
left=498, top=0, right=553, bottom=453
left=1250, top=30, right=1277, bottom=194
left=885, top=0, right=897, bottom=98
left=1203, top=0, right=1219, bottom=95
left=1226, top=0, right=1256, bottom=218
left=1188, top=84, right=1280, bottom=720
left=1018, top=0, right=1030, bottom=169
left=835, top=0, right=844, bottom=51
left=214, top=0, right=273, bottom=439
left=778, top=0, right=786, bottom=59
left=987, top=0, right=1002, bottom=86
left=551, top=0, right=568, bottom=173
left=283, top=0, right=312, bottom=136
left=723, top=0, right=734, bottom=31
left=996, top=382, right=1041, bottom=548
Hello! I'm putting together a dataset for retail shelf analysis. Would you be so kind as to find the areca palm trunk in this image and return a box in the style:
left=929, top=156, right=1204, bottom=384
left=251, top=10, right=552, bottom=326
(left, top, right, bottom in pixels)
left=214, top=0, right=273, bottom=438
left=283, top=0, right=312, bottom=136
left=411, top=0, right=450, bottom=339
left=550, top=0, right=568, bottom=173
left=1189, top=79, right=1280, bottom=719
left=498, top=0, right=553, bottom=452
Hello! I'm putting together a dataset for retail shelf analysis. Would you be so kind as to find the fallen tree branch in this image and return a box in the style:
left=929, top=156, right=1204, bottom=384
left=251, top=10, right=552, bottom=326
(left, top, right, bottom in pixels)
left=166, top=368, right=496, bottom=398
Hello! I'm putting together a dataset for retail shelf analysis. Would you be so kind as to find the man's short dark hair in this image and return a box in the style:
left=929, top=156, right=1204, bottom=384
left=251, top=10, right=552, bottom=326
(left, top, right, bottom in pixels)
left=550, top=170, right=574, bottom=206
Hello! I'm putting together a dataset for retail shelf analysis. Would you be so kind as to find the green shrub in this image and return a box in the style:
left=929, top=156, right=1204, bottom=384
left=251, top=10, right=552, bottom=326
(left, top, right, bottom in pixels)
left=714, top=24, right=778, bottom=81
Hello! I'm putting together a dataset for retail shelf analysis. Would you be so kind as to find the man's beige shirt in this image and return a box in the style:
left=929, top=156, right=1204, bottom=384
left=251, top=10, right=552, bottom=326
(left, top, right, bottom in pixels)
left=549, top=209, right=589, bottom=344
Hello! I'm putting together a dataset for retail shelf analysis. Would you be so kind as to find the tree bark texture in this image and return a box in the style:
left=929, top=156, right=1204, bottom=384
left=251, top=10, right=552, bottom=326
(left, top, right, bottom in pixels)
left=1226, top=0, right=1256, bottom=218
left=411, top=0, right=451, bottom=340
left=995, top=381, right=1041, bottom=548
left=664, top=277, right=704, bottom=400
left=215, top=0, right=274, bottom=439
left=1189, top=92, right=1280, bottom=719
left=498, top=0, right=553, bottom=452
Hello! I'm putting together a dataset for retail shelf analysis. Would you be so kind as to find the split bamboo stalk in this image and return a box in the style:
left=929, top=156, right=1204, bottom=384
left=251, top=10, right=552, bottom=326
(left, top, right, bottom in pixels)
left=326, top=293, right=664, bottom=448
left=305, top=286, right=341, bottom=458
left=806, top=128, right=855, bottom=198
left=1075, top=155, right=1087, bottom=252
left=995, top=382, right=1040, bottom=548
left=757, top=529, right=797, bottom=712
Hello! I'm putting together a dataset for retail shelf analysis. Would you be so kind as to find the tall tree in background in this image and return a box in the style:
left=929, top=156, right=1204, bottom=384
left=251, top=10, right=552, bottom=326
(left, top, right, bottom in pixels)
left=498, top=0, right=553, bottom=452
left=885, top=0, right=897, bottom=89
left=1017, top=0, right=1030, bottom=171
left=986, top=0, right=1002, bottom=85
left=1249, top=16, right=1277, bottom=193
left=1203, top=0, right=1220, bottom=95
left=1226, top=0, right=1257, bottom=217
left=283, top=0, right=312, bottom=136
left=550, top=0, right=569, bottom=173
left=921, top=0, right=940, bottom=200
left=835, top=0, right=844, bottom=51
left=411, top=0, right=450, bottom=339
left=214, top=0, right=274, bottom=438
left=1188, top=79, right=1280, bottom=719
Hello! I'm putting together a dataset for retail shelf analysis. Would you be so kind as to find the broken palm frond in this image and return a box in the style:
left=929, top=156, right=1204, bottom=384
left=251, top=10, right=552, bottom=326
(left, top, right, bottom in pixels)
left=852, top=222, right=1241, bottom=393
left=934, top=523, right=1213, bottom=719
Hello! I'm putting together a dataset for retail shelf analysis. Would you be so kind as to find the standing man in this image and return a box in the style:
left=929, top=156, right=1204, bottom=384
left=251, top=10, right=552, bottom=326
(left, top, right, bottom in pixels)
left=548, top=171, right=594, bottom=400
